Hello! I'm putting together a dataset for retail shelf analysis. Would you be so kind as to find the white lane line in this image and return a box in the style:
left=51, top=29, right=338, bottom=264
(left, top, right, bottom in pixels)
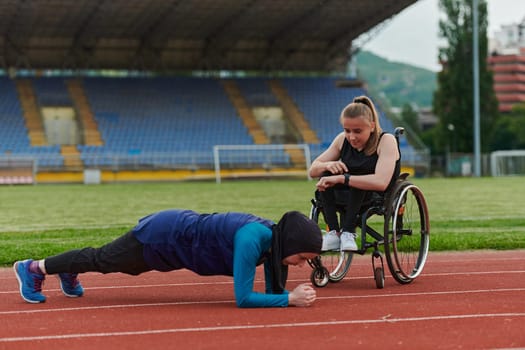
left=0, top=280, right=238, bottom=295
left=423, top=270, right=525, bottom=276
left=320, top=287, right=525, bottom=300
left=1, top=270, right=525, bottom=295
left=0, top=300, right=236, bottom=315
left=1, top=287, right=524, bottom=316
left=1, top=312, right=524, bottom=343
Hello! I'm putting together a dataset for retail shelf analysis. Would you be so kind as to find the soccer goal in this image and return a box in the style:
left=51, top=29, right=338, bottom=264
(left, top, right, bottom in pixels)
left=490, top=150, right=525, bottom=177
left=0, top=156, right=36, bottom=185
left=213, top=144, right=312, bottom=183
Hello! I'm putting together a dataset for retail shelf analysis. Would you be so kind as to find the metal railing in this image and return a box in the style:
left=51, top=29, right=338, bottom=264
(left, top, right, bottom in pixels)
left=0, top=148, right=432, bottom=175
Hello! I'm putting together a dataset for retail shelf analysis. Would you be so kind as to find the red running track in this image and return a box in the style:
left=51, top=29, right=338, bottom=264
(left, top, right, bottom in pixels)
left=1, top=250, right=524, bottom=350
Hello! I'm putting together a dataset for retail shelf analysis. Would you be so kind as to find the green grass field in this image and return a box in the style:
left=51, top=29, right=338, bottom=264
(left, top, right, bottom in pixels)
left=1, top=177, right=525, bottom=266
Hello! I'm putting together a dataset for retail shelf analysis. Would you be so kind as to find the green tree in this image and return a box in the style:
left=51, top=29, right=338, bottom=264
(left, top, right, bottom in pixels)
left=432, top=0, right=499, bottom=154
left=490, top=103, right=525, bottom=149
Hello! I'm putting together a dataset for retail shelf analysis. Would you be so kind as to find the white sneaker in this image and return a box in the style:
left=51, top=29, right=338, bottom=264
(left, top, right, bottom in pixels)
left=340, top=232, right=358, bottom=251
left=321, top=230, right=340, bottom=251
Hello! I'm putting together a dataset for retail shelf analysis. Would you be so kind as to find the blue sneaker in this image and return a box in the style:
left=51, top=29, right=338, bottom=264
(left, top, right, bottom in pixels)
left=58, top=273, right=84, bottom=298
left=13, top=260, right=46, bottom=303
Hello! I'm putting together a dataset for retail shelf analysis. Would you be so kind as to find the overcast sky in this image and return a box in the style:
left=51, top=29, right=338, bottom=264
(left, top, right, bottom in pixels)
left=361, top=0, right=525, bottom=71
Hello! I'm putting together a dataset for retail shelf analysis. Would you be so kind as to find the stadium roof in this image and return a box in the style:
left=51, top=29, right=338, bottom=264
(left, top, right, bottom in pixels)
left=0, top=0, right=417, bottom=73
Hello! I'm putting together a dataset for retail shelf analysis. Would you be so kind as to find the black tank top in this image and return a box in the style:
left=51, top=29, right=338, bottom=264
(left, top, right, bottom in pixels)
left=340, top=132, right=401, bottom=191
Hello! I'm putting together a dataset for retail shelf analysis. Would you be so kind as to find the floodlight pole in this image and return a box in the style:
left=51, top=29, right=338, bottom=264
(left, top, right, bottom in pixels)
left=472, top=0, right=481, bottom=177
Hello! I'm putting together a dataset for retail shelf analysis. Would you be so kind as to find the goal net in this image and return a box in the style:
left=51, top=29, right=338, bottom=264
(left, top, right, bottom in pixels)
left=0, top=156, right=36, bottom=185
left=490, top=150, right=525, bottom=176
left=213, top=144, right=311, bottom=183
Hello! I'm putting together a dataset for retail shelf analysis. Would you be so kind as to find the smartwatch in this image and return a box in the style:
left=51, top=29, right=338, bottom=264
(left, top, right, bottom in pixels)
left=344, top=173, right=350, bottom=186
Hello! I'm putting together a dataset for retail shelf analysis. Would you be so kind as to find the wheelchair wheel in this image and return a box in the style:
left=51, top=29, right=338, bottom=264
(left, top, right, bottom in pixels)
left=374, top=267, right=385, bottom=289
left=310, top=202, right=353, bottom=283
left=383, top=180, right=430, bottom=284
left=310, top=266, right=330, bottom=288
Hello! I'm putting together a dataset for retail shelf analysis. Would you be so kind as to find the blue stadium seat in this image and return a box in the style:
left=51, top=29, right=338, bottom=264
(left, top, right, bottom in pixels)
left=32, top=77, right=72, bottom=106
left=234, top=78, right=279, bottom=106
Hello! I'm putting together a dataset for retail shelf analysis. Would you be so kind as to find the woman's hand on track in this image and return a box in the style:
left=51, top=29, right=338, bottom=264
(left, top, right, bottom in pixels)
left=288, top=283, right=317, bottom=307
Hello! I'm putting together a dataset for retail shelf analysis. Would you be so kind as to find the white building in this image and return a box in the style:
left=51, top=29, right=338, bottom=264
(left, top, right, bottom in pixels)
left=490, top=17, right=525, bottom=55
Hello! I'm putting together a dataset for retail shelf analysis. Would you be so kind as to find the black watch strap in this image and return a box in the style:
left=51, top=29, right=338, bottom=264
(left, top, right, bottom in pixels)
left=344, top=173, right=350, bottom=186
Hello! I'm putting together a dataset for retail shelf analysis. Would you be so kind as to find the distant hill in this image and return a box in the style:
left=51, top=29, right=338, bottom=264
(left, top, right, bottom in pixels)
left=354, top=51, right=437, bottom=109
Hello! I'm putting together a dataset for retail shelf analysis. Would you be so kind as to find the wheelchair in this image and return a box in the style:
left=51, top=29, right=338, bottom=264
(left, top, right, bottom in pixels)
left=308, top=128, right=430, bottom=289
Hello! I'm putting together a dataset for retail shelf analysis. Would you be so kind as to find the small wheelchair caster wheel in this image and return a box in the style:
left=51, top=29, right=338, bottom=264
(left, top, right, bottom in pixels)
left=374, top=267, right=385, bottom=289
left=311, top=267, right=330, bottom=287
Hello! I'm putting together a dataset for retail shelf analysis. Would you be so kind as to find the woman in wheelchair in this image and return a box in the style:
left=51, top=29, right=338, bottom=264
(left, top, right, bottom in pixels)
left=309, top=95, right=400, bottom=252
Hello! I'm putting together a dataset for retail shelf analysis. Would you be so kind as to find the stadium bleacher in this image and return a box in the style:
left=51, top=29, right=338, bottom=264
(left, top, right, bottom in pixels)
left=233, top=78, right=279, bottom=106
left=0, top=77, right=65, bottom=167
left=79, top=77, right=254, bottom=168
left=0, top=76, right=410, bottom=176
left=33, top=77, right=73, bottom=107
left=280, top=77, right=406, bottom=158
left=0, top=77, right=29, bottom=154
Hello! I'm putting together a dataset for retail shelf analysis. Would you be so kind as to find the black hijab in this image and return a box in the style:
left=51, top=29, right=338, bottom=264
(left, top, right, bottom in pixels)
left=270, top=211, right=322, bottom=294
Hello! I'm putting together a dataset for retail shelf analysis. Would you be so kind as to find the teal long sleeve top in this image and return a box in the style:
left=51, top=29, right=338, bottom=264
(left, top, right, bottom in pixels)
left=233, top=222, right=289, bottom=308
